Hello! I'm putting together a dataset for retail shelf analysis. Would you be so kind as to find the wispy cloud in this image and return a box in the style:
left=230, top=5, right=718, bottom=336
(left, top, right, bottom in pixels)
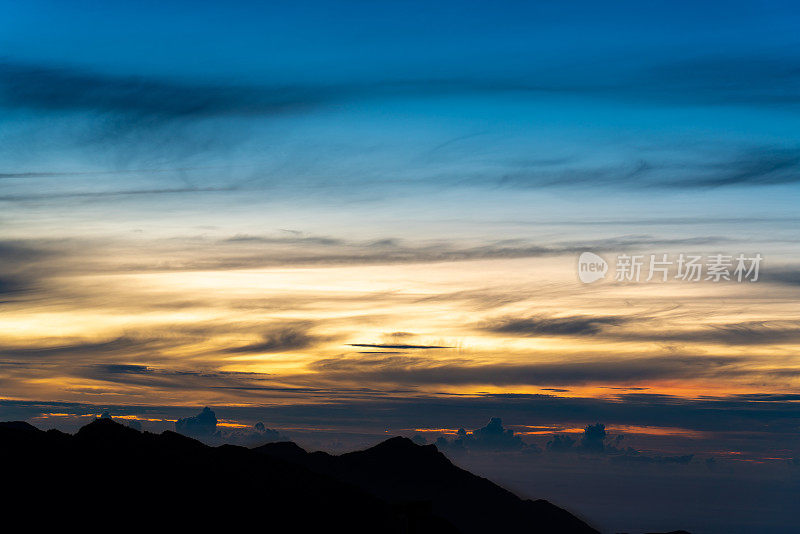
left=481, top=313, right=800, bottom=346
left=482, top=315, right=630, bottom=336
left=225, top=325, right=322, bottom=354
left=347, top=343, right=453, bottom=350
left=0, top=62, right=332, bottom=118
left=4, top=59, right=800, bottom=193
left=309, top=353, right=750, bottom=386
left=0, top=234, right=734, bottom=280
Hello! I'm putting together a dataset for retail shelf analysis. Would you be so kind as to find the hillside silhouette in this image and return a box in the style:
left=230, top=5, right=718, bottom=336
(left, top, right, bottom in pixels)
left=255, top=435, right=598, bottom=533
left=1, top=418, right=602, bottom=533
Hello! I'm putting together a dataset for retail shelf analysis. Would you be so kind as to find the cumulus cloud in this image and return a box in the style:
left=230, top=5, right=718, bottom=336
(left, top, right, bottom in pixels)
left=411, top=434, right=428, bottom=445
left=435, top=417, right=531, bottom=452
left=547, top=424, right=625, bottom=455
left=578, top=423, right=607, bottom=453
left=229, top=421, right=290, bottom=446
left=546, top=435, right=576, bottom=453
left=173, top=407, right=289, bottom=445
left=540, top=422, right=698, bottom=467
left=175, top=406, right=217, bottom=437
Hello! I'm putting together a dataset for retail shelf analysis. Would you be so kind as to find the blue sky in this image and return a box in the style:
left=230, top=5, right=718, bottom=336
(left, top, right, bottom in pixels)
left=3, top=1, right=800, bottom=225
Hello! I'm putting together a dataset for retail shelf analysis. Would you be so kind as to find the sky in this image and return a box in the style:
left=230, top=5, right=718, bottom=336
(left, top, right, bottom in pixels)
left=1, top=1, right=800, bottom=532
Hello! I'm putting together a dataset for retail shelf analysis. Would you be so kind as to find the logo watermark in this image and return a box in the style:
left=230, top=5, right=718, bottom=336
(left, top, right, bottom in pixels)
left=577, top=252, right=609, bottom=283
left=578, top=252, right=762, bottom=283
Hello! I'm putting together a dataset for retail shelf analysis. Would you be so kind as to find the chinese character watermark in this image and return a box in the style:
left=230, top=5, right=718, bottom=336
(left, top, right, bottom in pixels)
left=578, top=252, right=762, bottom=284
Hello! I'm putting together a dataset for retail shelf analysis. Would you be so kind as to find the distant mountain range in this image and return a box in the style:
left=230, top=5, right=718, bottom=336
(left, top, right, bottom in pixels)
left=0, top=419, right=687, bottom=533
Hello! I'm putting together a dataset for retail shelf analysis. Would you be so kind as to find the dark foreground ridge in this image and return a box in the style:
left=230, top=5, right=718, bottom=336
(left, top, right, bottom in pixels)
left=2, top=418, right=601, bottom=533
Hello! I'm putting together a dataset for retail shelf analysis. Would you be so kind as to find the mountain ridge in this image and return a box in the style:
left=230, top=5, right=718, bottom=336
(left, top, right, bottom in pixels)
left=255, top=434, right=598, bottom=534
left=1, top=418, right=684, bottom=533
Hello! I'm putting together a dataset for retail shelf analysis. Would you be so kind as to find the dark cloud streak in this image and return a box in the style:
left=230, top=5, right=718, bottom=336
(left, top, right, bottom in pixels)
left=225, top=326, right=320, bottom=354
left=483, top=315, right=629, bottom=336
left=0, top=62, right=331, bottom=118
left=482, top=313, right=800, bottom=346
left=347, top=343, right=452, bottom=350
left=310, top=354, right=752, bottom=386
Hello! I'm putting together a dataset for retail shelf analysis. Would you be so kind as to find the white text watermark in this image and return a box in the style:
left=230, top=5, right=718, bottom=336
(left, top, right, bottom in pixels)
left=578, top=252, right=762, bottom=284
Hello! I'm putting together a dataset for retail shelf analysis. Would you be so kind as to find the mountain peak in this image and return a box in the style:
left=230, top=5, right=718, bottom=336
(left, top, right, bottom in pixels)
left=75, top=416, right=141, bottom=442
left=362, top=436, right=441, bottom=457
left=253, top=440, right=307, bottom=460
left=0, top=421, right=40, bottom=432
left=374, top=435, right=418, bottom=450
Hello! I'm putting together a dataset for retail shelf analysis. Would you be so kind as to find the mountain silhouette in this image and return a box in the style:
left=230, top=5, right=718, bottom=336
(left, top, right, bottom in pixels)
left=0, top=418, right=680, bottom=533
left=256, top=435, right=598, bottom=534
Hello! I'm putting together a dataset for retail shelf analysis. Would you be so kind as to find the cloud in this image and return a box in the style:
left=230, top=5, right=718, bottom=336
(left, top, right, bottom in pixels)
left=0, top=241, right=54, bottom=263
left=0, top=62, right=331, bottom=118
left=578, top=423, right=607, bottom=453
left=173, top=407, right=289, bottom=445
left=602, top=320, right=800, bottom=346
left=668, top=148, right=800, bottom=188
left=411, top=434, right=428, bottom=445
left=457, top=145, right=800, bottom=190
left=175, top=406, right=217, bottom=437
left=546, top=435, right=575, bottom=453
left=481, top=312, right=800, bottom=346
left=4, top=53, right=800, bottom=118
left=547, top=424, right=616, bottom=454
left=542, top=423, right=699, bottom=466
left=0, top=61, right=330, bottom=171
left=642, top=56, right=800, bottom=106
left=309, top=353, right=746, bottom=387
left=0, top=241, right=62, bottom=298
left=101, top=364, right=153, bottom=375
left=0, top=186, right=235, bottom=202
left=0, top=276, right=31, bottom=296
left=764, top=267, right=800, bottom=286
left=468, top=417, right=528, bottom=451
left=0, top=234, right=736, bottom=287
left=5, top=390, right=800, bottom=460
left=81, top=365, right=280, bottom=393
left=435, top=417, right=531, bottom=452
left=482, top=315, right=629, bottom=336
left=225, top=326, right=319, bottom=354
left=253, top=421, right=280, bottom=438
left=4, top=57, right=800, bottom=205
left=634, top=321, right=800, bottom=346
left=347, top=343, right=452, bottom=350
left=610, top=452, right=694, bottom=465
left=109, top=233, right=732, bottom=270
left=0, top=336, right=150, bottom=359
left=212, top=421, right=290, bottom=447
